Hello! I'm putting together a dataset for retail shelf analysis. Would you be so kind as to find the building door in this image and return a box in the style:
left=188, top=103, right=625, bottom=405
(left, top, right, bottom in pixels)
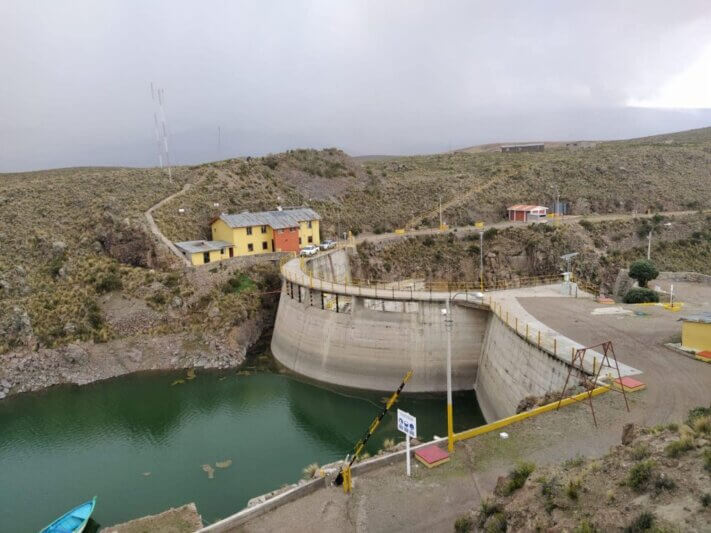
left=271, top=239, right=274, bottom=251
left=203, top=252, right=210, bottom=264
left=229, top=248, right=233, bottom=258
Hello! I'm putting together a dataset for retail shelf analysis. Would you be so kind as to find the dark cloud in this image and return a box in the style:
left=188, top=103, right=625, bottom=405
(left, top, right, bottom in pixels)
left=1, top=1, right=710, bottom=171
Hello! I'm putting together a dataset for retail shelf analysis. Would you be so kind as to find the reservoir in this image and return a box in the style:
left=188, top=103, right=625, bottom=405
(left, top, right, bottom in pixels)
left=0, top=371, right=484, bottom=531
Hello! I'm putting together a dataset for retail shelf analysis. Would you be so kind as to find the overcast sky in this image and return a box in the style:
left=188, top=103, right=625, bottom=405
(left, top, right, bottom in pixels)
left=2, top=1, right=711, bottom=172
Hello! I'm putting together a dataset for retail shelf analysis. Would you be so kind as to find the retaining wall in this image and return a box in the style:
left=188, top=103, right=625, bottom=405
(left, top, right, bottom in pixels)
left=474, top=312, right=579, bottom=421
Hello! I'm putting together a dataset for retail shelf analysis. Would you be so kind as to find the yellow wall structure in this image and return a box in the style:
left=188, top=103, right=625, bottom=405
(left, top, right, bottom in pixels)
left=682, top=321, right=711, bottom=352
left=212, top=217, right=319, bottom=256
left=187, top=248, right=231, bottom=266
left=298, top=220, right=320, bottom=246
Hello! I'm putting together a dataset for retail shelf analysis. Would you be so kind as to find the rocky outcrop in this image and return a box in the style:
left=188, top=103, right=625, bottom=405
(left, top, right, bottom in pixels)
left=0, top=318, right=265, bottom=399
left=96, top=214, right=159, bottom=268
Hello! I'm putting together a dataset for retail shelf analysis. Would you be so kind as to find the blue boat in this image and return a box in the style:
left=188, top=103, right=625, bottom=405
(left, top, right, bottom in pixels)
left=40, top=497, right=96, bottom=533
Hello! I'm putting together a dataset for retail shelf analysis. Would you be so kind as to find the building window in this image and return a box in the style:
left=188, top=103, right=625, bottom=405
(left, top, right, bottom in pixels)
left=308, top=236, right=313, bottom=243
left=308, top=221, right=312, bottom=229
left=262, top=241, right=268, bottom=250
left=220, top=248, right=225, bottom=255
left=261, top=225, right=267, bottom=234
left=248, top=243, right=254, bottom=252
left=299, top=237, right=302, bottom=245
left=246, top=227, right=253, bottom=235
left=203, top=252, right=210, bottom=263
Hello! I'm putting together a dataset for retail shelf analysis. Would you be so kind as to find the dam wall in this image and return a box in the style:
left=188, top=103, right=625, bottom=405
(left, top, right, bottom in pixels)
left=272, top=248, right=591, bottom=420
left=474, top=312, right=581, bottom=421
left=271, top=283, right=488, bottom=392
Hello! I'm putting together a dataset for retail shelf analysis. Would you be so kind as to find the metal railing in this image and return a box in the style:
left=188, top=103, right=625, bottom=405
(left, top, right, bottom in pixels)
left=485, top=295, right=608, bottom=377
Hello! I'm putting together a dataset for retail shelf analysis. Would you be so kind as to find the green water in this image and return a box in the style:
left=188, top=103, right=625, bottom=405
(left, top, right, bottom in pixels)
left=0, top=371, right=484, bottom=531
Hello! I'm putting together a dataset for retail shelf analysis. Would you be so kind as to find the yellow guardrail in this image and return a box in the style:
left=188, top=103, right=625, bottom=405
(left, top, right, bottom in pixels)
left=453, top=385, right=610, bottom=442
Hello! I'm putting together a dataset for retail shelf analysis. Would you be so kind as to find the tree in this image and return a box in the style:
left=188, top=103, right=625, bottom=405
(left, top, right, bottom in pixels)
left=628, top=259, right=659, bottom=288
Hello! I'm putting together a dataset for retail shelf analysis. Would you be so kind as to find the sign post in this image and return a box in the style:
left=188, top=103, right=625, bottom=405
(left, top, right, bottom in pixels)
left=397, top=409, right=417, bottom=476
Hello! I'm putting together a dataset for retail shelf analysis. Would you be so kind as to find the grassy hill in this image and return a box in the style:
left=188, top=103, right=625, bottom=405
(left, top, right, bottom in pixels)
left=1, top=126, right=710, bottom=354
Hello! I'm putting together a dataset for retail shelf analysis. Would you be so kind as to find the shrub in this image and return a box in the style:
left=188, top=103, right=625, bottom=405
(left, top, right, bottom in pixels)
left=664, top=438, right=693, bottom=458
left=382, top=438, right=396, bottom=450
left=630, top=444, right=650, bottom=461
left=574, top=520, right=600, bottom=533
left=652, top=472, right=676, bottom=494
left=222, top=273, right=256, bottom=294
left=704, top=449, right=711, bottom=472
left=624, top=511, right=654, bottom=532
left=483, top=227, right=498, bottom=241
left=301, top=462, right=320, bottom=480
left=501, top=461, right=535, bottom=495
left=692, top=415, right=710, bottom=434
left=484, top=512, right=507, bottom=533
left=623, top=288, right=659, bottom=304
left=686, top=406, right=711, bottom=426
left=566, top=478, right=582, bottom=500
left=701, top=493, right=711, bottom=507
left=579, top=219, right=593, bottom=231
left=95, top=269, right=122, bottom=293
left=562, top=455, right=585, bottom=470
left=454, top=515, right=473, bottom=533
left=477, top=499, right=502, bottom=527
left=626, top=460, right=653, bottom=492
left=539, top=476, right=559, bottom=514
left=628, top=259, right=659, bottom=288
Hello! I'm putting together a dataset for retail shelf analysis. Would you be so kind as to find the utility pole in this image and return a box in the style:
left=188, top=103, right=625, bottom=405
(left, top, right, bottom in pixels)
left=444, top=299, right=454, bottom=452
left=439, top=196, right=443, bottom=229
left=551, top=183, right=560, bottom=223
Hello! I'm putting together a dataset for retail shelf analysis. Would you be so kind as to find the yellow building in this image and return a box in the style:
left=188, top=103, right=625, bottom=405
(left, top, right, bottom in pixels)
left=175, top=240, right=234, bottom=266
left=211, top=207, right=321, bottom=256
left=680, top=313, right=711, bottom=353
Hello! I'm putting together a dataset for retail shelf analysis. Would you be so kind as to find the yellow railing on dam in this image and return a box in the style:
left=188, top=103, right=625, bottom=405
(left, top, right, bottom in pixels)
left=483, top=294, right=610, bottom=377
left=453, top=385, right=611, bottom=442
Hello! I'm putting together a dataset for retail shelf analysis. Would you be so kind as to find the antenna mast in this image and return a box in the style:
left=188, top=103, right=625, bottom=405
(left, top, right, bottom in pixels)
left=150, top=82, right=173, bottom=181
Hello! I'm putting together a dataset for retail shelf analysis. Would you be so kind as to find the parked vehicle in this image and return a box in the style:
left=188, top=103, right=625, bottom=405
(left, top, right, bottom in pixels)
left=300, top=245, right=319, bottom=257
left=319, top=240, right=336, bottom=250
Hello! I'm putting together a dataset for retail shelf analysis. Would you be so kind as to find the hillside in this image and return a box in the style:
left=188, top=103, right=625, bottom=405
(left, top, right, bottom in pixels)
left=459, top=407, right=711, bottom=532
left=1, top=126, right=710, bottom=359
left=351, top=213, right=711, bottom=293
left=155, top=127, right=711, bottom=241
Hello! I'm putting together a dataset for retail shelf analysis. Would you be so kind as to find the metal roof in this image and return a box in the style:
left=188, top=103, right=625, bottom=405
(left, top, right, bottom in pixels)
left=219, top=207, right=321, bottom=230
left=175, top=240, right=232, bottom=254
left=679, top=312, right=711, bottom=324
left=508, top=204, right=548, bottom=212
left=501, top=143, right=544, bottom=148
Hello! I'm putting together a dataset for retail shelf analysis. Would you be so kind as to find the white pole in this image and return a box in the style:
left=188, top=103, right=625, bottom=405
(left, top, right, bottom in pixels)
left=670, top=284, right=674, bottom=307
left=406, top=433, right=411, bottom=476
left=647, top=230, right=652, bottom=260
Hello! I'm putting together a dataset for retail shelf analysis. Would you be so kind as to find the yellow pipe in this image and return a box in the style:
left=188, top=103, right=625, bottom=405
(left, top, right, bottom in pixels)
left=453, top=386, right=610, bottom=442
left=447, top=403, right=454, bottom=452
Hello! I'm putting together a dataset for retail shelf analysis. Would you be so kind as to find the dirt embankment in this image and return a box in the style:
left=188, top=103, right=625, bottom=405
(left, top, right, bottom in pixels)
left=0, top=260, right=281, bottom=400
left=463, top=410, right=711, bottom=533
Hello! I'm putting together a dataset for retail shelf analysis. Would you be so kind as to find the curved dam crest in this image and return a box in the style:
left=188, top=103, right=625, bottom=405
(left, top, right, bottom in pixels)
left=271, top=248, right=590, bottom=421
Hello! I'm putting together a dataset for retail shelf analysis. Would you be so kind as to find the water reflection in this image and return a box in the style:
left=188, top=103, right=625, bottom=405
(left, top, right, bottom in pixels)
left=0, top=371, right=484, bottom=532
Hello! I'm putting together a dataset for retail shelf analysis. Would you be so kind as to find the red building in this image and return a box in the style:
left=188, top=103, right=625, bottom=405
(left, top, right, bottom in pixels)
left=507, top=204, right=548, bottom=222
left=273, top=226, right=300, bottom=253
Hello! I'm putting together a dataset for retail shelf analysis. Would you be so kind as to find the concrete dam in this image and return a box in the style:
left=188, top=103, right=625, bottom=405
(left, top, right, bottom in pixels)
left=271, top=247, right=603, bottom=421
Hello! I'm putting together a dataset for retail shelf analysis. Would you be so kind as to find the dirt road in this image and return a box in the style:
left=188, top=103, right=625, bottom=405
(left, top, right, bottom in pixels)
left=518, top=285, right=711, bottom=426
left=356, top=209, right=704, bottom=246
